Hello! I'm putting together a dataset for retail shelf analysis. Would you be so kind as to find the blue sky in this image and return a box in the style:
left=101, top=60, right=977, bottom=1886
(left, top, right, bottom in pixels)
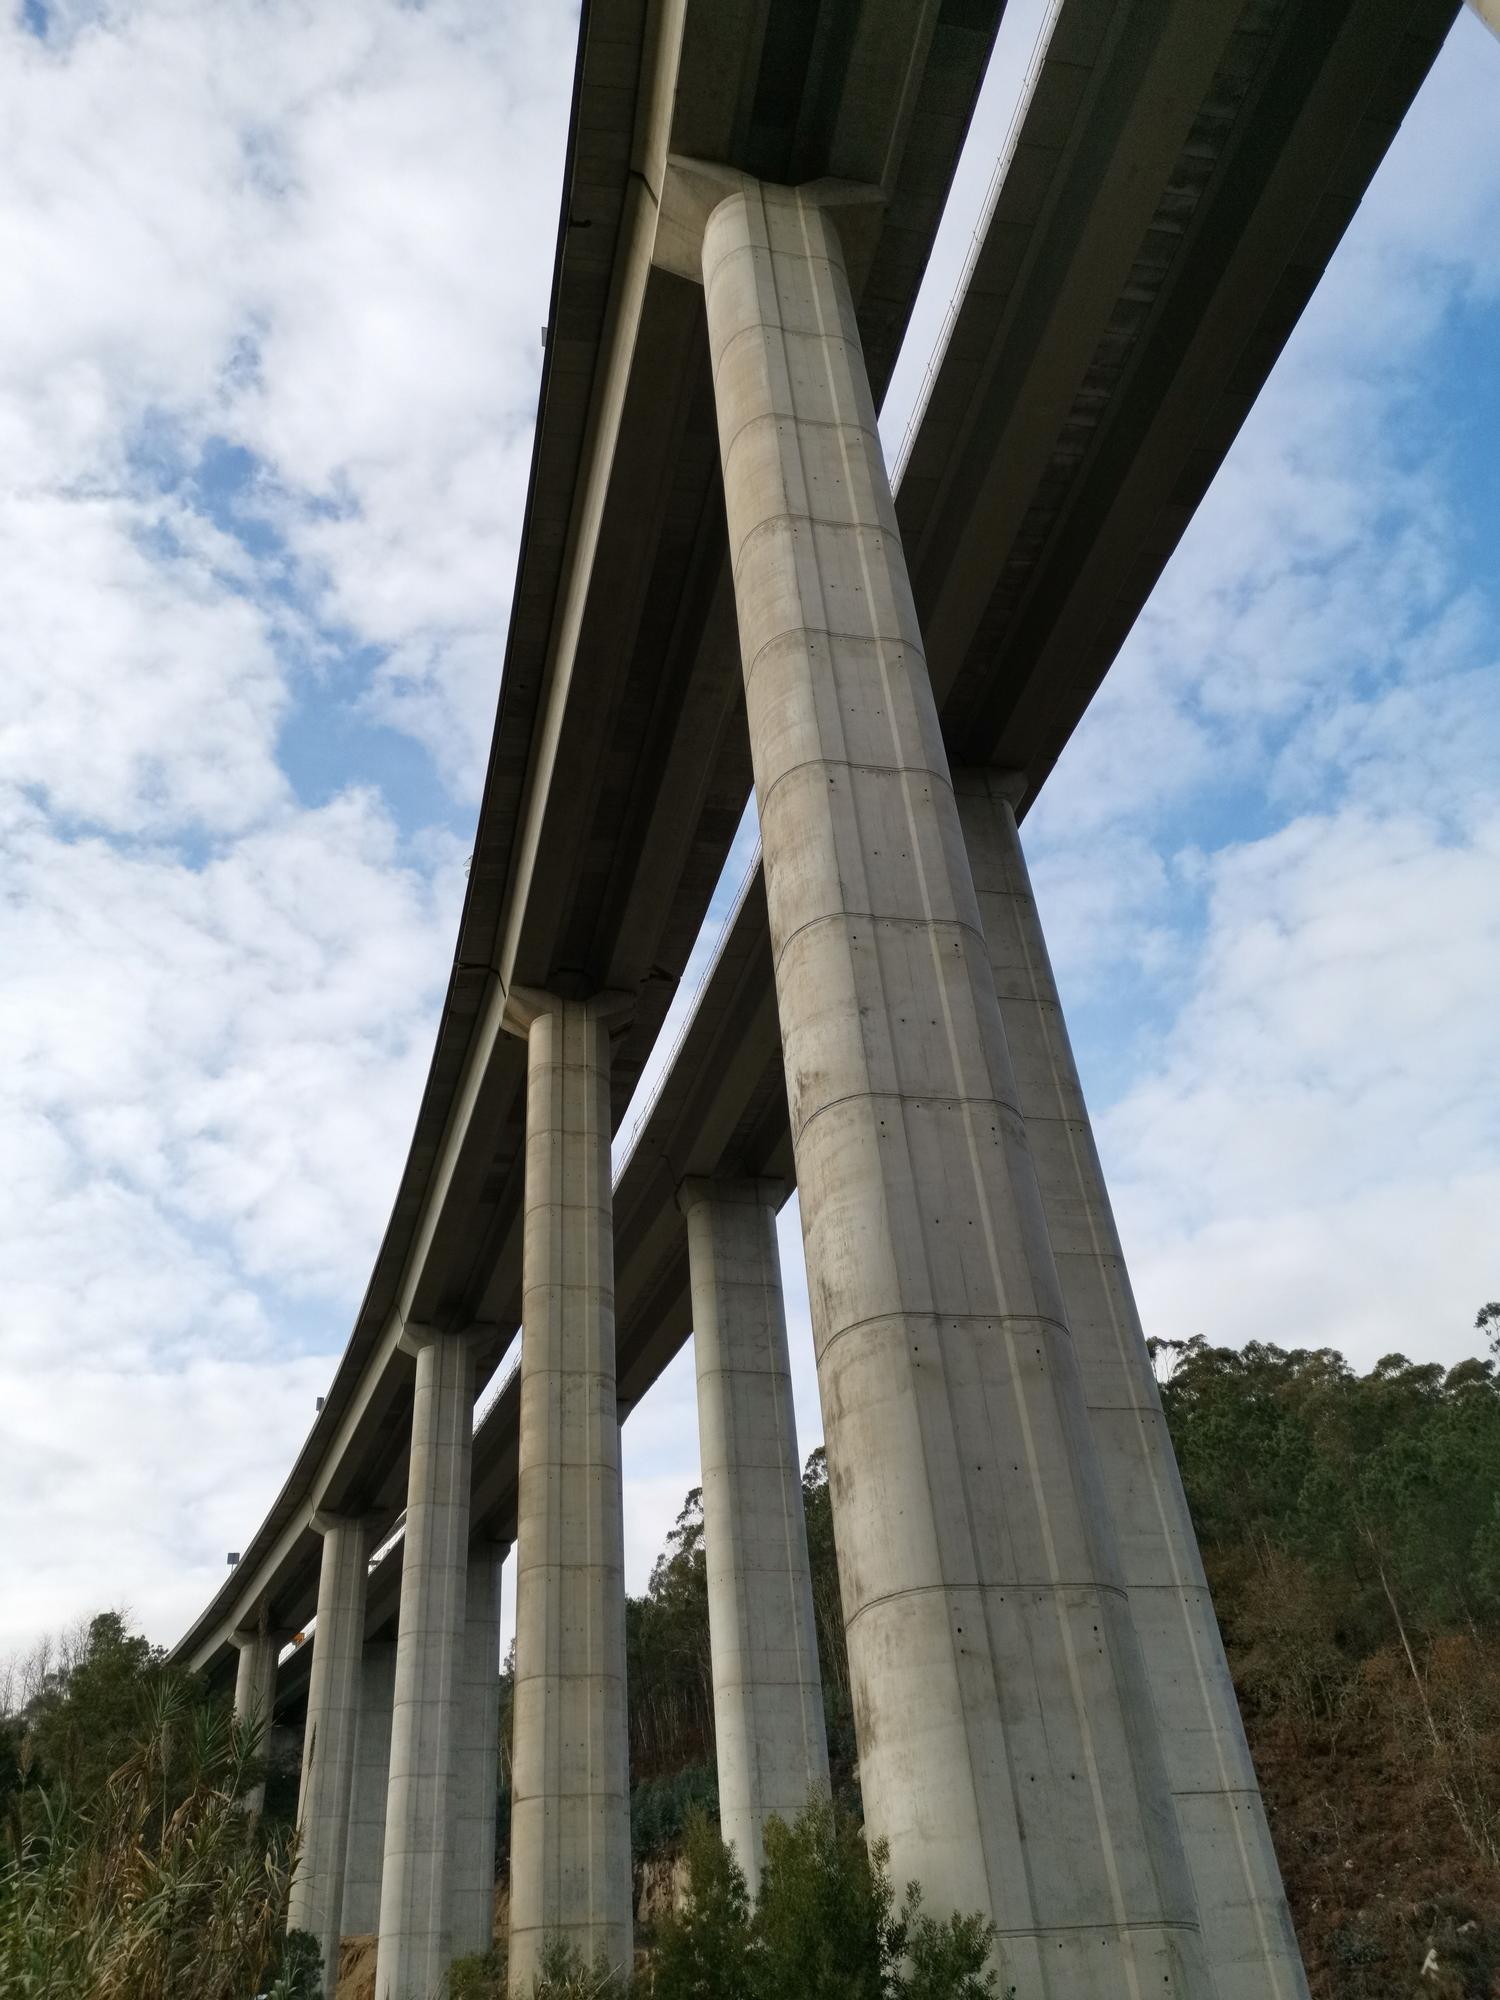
left=1, top=0, right=1498, bottom=1660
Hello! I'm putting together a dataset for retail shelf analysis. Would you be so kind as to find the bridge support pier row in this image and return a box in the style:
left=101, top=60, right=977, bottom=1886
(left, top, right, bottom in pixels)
left=289, top=1515, right=371, bottom=1998
left=376, top=1330, right=478, bottom=1999
left=342, top=1639, right=396, bottom=1938
left=678, top=1177, right=829, bottom=1895
left=448, top=1543, right=507, bottom=1959
left=505, top=991, right=633, bottom=1990
left=955, top=770, right=1310, bottom=2000
left=698, top=176, right=1208, bottom=1996
left=230, top=1625, right=284, bottom=1815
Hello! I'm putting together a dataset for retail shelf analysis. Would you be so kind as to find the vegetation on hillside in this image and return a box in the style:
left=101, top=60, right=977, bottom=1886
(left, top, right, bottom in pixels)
left=612, top=1318, right=1500, bottom=1996
left=7, top=1311, right=1500, bottom=1997
left=1156, top=1322, right=1500, bottom=1996
left=454, top=1797, right=1000, bottom=1999
left=0, top=1615, right=316, bottom=1998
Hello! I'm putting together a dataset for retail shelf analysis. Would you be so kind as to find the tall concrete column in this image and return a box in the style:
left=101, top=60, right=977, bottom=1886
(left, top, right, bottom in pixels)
left=342, top=1638, right=397, bottom=1938
left=230, top=1624, right=284, bottom=1814
left=289, top=1515, right=371, bottom=1997
left=958, top=768, right=1310, bottom=2000
left=697, top=175, right=1207, bottom=1996
left=376, top=1329, right=477, bottom=2000
left=447, top=1543, right=506, bottom=1959
left=505, top=990, right=632, bottom=1989
left=678, top=1177, right=828, bottom=1893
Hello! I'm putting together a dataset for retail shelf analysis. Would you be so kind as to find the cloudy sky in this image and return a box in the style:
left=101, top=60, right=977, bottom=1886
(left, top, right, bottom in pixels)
left=1, top=0, right=1497, bottom=1663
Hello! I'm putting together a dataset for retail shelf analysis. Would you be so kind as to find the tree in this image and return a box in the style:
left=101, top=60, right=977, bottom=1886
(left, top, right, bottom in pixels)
left=752, top=1797, right=896, bottom=2000
left=627, top=1490, right=713, bottom=1779
left=650, top=1811, right=755, bottom=2000
left=20, top=1612, right=169, bottom=1802
left=801, top=1450, right=857, bottom=1789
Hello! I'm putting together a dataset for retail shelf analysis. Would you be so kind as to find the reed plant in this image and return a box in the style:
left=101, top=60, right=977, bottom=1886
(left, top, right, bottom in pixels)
left=0, top=1675, right=315, bottom=1999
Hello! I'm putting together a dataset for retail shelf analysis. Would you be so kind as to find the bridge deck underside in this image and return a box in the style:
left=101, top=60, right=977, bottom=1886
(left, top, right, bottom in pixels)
left=181, top=0, right=1458, bottom=1690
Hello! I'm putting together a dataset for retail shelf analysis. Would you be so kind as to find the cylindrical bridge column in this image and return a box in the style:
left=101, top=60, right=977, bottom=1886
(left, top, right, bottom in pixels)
left=699, top=176, right=1206, bottom=1995
left=289, top=1514, right=371, bottom=1997
left=957, top=769, right=1310, bottom=2000
left=678, top=1177, right=827, bottom=1894
left=447, top=1542, right=507, bottom=1959
left=231, top=1624, right=286, bottom=1815
left=342, top=1637, right=396, bottom=1939
left=376, top=1329, right=478, bottom=2000
left=505, top=990, right=632, bottom=1989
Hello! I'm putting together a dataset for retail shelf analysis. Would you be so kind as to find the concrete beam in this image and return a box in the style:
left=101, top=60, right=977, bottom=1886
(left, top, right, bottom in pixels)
left=505, top=992, right=632, bottom=1989
left=679, top=1177, right=828, bottom=1893
left=700, top=176, right=1207, bottom=1995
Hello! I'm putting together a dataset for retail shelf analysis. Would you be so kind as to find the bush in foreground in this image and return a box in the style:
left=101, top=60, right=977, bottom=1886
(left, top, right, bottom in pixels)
left=453, top=1798, right=1000, bottom=1999
left=0, top=1677, right=313, bottom=2000
left=648, top=1796, right=1000, bottom=2000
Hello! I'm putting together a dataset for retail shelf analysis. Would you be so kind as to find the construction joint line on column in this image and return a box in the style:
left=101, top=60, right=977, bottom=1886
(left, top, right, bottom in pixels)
left=742, top=624, right=922, bottom=688
left=793, top=1082, right=1027, bottom=1149
left=757, top=754, right=954, bottom=818
left=817, top=1306, right=1073, bottom=1362
left=776, top=911, right=992, bottom=985
left=715, top=398, right=878, bottom=467
left=845, top=1579, right=1132, bottom=1634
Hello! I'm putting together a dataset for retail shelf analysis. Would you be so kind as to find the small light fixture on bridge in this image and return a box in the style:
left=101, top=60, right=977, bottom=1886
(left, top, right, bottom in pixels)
left=315, top=1396, right=325, bottom=1411
left=226, top=1552, right=240, bottom=1567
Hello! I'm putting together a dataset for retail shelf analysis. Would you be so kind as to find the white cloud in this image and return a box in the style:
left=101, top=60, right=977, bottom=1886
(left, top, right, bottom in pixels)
left=0, top=0, right=575, bottom=813
left=0, top=1353, right=331, bottom=1659
left=0, top=0, right=568, bottom=1652
left=0, top=792, right=464, bottom=1317
left=0, top=784, right=466, bottom=1653
left=0, top=488, right=289, bottom=834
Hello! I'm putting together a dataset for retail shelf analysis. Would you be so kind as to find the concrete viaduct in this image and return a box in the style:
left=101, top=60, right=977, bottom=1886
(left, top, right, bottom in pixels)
left=169, top=1, right=1460, bottom=1994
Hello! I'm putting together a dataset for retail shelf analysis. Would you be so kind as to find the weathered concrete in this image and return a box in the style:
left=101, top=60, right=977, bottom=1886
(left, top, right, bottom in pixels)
left=376, top=1330, right=477, bottom=2000
left=506, top=990, right=632, bottom=1990
left=958, top=768, right=1310, bottom=1999
left=230, top=1626, right=283, bottom=1815
left=699, top=177, right=1207, bottom=1995
left=447, top=1544, right=506, bottom=1959
left=342, top=1638, right=397, bottom=1939
left=289, top=1516, right=371, bottom=1998
left=678, top=1177, right=827, bottom=1892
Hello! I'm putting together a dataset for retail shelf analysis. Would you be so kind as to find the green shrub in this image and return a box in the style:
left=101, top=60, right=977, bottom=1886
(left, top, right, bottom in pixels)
left=760, top=1798, right=1000, bottom=2000
left=631, top=1765, right=717, bottom=1866
left=0, top=1676, right=301, bottom=1999
left=450, top=1948, right=507, bottom=1997
left=527, top=1937, right=631, bottom=1997
left=753, top=1796, right=895, bottom=1999
left=649, top=1810, right=754, bottom=2000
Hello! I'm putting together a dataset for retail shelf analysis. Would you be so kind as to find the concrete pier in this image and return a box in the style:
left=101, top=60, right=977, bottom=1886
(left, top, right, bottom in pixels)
left=679, top=1177, right=827, bottom=1892
left=376, top=1330, right=477, bottom=2000
left=289, top=1516, right=371, bottom=1997
left=505, top=990, right=632, bottom=1989
left=342, top=1638, right=397, bottom=1939
left=230, top=1625, right=283, bottom=1814
left=699, top=177, right=1207, bottom=1995
left=447, top=1544, right=506, bottom=1959
left=958, top=769, right=1310, bottom=2000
